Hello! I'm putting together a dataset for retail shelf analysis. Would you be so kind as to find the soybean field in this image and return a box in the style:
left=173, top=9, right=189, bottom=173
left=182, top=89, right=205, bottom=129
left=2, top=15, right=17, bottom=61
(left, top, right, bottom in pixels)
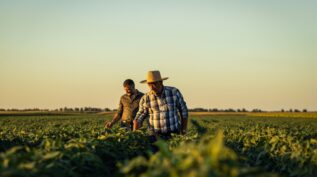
left=0, top=112, right=317, bottom=177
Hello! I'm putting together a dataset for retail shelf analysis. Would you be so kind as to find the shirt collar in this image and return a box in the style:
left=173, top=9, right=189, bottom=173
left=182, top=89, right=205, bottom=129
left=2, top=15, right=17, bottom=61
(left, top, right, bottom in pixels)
left=125, top=89, right=141, bottom=101
left=134, top=89, right=141, bottom=97
left=150, top=86, right=165, bottom=97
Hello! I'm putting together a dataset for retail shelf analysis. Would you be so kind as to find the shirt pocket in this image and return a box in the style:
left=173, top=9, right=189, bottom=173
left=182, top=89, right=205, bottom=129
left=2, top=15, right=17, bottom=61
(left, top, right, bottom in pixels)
left=159, top=104, right=168, bottom=112
left=167, top=103, right=176, bottom=111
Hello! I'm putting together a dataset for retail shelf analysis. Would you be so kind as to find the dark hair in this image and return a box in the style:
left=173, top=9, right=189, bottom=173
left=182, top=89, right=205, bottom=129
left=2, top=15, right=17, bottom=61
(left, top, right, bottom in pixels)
left=123, top=79, right=135, bottom=87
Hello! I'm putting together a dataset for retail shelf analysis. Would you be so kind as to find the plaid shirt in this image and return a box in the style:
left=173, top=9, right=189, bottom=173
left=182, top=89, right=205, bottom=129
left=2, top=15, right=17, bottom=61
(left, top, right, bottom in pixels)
left=135, top=86, right=188, bottom=134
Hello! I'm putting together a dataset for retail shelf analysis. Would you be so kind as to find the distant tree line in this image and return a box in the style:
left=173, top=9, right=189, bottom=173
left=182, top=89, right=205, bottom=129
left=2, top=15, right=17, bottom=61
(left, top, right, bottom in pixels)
left=189, top=108, right=254, bottom=112
left=0, top=107, right=309, bottom=113
left=0, top=107, right=113, bottom=113
left=189, top=108, right=309, bottom=113
left=280, top=109, right=307, bottom=113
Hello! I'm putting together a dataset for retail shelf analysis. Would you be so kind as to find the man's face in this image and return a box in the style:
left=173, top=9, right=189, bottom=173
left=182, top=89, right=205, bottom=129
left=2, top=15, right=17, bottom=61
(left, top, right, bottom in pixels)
left=147, top=81, right=163, bottom=94
left=124, top=85, right=135, bottom=96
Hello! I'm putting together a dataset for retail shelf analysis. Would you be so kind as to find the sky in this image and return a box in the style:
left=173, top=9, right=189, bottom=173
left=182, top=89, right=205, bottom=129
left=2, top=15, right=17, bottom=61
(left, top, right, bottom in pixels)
left=0, top=0, right=316, bottom=111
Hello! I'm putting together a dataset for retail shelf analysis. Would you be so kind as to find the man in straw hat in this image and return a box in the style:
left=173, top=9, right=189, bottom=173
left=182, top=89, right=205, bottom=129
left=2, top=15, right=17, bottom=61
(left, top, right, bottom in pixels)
left=133, top=70, right=188, bottom=140
left=105, top=79, right=144, bottom=131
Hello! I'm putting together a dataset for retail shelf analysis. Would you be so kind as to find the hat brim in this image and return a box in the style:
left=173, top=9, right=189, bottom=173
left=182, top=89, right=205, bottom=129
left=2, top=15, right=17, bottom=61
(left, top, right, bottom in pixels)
left=140, top=77, right=169, bottom=84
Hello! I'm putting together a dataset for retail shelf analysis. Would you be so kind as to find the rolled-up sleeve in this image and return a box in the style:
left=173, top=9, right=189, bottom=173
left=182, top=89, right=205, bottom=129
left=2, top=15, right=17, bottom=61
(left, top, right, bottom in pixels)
left=176, top=89, right=188, bottom=119
left=135, top=96, right=148, bottom=125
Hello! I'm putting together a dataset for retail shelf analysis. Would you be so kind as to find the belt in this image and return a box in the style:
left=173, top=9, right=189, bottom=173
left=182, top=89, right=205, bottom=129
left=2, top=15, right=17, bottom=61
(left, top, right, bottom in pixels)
left=121, top=120, right=131, bottom=124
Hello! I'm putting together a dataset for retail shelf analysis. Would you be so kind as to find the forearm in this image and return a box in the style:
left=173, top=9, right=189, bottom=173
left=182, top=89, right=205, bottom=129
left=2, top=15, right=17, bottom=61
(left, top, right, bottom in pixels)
left=133, top=96, right=148, bottom=131
left=110, top=113, right=121, bottom=124
left=133, top=120, right=139, bottom=130
left=109, top=99, right=123, bottom=125
left=182, top=119, right=188, bottom=130
left=133, top=114, right=146, bottom=130
left=180, top=116, right=188, bottom=131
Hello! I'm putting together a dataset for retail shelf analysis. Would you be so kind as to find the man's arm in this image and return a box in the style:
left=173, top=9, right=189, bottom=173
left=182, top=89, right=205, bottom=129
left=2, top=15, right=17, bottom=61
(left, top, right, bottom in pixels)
left=133, top=96, right=148, bottom=130
left=180, top=116, right=188, bottom=134
left=175, top=89, right=188, bottom=134
left=105, top=98, right=123, bottom=128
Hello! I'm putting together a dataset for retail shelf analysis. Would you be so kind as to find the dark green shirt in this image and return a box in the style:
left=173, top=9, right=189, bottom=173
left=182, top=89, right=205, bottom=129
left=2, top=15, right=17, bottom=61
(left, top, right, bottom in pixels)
left=115, top=90, right=144, bottom=123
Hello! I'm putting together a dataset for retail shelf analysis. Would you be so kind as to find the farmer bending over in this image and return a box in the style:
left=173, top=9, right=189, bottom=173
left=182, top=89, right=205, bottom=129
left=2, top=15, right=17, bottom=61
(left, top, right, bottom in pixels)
left=105, top=79, right=144, bottom=131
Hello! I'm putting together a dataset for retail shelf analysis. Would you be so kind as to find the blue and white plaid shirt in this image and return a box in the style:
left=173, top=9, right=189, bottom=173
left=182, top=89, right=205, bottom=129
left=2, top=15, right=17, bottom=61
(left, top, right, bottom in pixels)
left=135, top=86, right=188, bottom=134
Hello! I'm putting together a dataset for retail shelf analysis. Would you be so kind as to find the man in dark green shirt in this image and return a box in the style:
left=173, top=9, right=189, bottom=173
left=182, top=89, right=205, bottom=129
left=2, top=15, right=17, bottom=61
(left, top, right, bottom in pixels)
left=105, top=79, right=144, bottom=130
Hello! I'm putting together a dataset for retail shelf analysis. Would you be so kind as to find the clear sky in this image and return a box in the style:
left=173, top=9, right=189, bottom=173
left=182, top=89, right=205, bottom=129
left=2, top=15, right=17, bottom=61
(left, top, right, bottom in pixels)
left=1, top=0, right=316, bottom=111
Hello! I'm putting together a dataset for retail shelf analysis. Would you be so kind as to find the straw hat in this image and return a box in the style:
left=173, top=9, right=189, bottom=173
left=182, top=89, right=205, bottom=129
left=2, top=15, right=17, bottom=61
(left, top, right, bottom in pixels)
left=140, top=70, right=169, bottom=83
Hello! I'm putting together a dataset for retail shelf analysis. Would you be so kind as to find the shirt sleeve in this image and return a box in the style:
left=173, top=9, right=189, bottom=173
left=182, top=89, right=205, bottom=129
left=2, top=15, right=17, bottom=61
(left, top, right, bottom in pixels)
left=135, top=95, right=148, bottom=125
left=176, top=89, right=188, bottom=119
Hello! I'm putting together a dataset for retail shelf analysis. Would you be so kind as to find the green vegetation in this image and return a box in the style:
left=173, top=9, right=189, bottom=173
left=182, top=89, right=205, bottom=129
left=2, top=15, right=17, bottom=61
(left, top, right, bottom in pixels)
left=0, top=113, right=316, bottom=177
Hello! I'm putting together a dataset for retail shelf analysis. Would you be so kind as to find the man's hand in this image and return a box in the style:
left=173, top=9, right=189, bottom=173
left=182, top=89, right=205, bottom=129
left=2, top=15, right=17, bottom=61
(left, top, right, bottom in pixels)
left=104, top=121, right=113, bottom=129
left=180, top=128, right=187, bottom=135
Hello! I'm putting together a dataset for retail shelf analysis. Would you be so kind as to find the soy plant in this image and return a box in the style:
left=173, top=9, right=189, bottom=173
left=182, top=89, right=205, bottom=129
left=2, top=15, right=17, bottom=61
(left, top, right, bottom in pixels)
left=119, top=131, right=278, bottom=177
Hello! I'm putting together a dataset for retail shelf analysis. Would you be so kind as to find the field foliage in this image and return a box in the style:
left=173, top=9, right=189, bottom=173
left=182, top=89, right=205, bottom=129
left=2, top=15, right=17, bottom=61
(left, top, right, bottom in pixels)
left=0, top=113, right=316, bottom=177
